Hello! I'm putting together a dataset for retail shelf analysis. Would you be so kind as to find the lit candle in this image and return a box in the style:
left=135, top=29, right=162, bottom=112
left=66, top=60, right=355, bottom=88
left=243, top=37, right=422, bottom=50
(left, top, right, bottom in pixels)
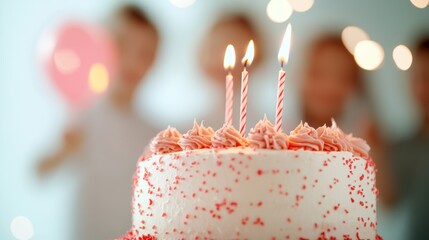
left=275, top=24, right=292, bottom=132
left=223, top=44, right=236, bottom=125
left=240, top=40, right=255, bottom=136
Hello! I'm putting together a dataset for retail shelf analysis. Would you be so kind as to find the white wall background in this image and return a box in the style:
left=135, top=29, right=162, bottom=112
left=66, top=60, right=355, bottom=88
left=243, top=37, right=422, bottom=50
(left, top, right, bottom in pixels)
left=1, top=0, right=428, bottom=239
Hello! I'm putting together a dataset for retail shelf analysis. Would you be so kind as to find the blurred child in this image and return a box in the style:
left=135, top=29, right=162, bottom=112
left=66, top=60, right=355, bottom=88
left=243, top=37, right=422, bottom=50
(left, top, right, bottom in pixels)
left=299, top=35, right=393, bottom=207
left=198, top=14, right=264, bottom=129
left=37, top=5, right=159, bottom=240
left=299, top=34, right=368, bottom=133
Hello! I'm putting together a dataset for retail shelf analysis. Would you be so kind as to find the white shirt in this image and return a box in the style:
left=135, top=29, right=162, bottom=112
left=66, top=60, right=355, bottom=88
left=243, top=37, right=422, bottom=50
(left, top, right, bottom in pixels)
left=72, top=98, right=158, bottom=240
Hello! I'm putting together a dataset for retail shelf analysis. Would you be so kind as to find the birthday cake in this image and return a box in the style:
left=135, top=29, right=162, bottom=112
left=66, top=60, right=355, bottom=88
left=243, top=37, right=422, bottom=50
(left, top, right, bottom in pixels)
left=117, top=23, right=380, bottom=240
left=118, top=117, right=378, bottom=240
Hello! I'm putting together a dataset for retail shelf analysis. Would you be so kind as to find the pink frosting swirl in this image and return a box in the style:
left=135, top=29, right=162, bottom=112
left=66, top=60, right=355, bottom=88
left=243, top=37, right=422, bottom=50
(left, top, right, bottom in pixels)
left=212, top=124, right=248, bottom=148
left=272, top=132, right=289, bottom=150
left=330, top=119, right=353, bottom=152
left=317, top=124, right=352, bottom=152
left=150, top=126, right=182, bottom=154
left=288, top=122, right=324, bottom=151
left=178, top=120, right=214, bottom=151
left=347, top=134, right=371, bottom=158
left=248, top=116, right=288, bottom=150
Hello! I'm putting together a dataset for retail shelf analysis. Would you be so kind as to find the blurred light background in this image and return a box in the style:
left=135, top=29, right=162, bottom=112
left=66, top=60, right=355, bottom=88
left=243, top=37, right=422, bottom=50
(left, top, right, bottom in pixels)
left=0, top=0, right=428, bottom=239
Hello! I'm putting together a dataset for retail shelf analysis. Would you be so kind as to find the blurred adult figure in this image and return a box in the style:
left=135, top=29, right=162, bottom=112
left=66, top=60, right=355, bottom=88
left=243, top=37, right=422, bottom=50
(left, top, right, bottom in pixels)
left=298, top=34, right=391, bottom=200
left=198, top=14, right=265, bottom=129
left=385, top=35, right=429, bottom=240
left=299, top=34, right=369, bottom=134
left=37, top=5, right=159, bottom=240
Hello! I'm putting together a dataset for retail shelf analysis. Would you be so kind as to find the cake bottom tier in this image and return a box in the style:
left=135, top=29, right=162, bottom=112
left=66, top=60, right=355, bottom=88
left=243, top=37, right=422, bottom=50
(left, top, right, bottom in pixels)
left=131, top=148, right=377, bottom=239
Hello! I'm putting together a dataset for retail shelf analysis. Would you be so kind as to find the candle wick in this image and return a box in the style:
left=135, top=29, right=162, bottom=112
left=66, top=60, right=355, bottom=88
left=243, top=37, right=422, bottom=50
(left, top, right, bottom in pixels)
left=244, top=59, right=248, bottom=68
left=280, top=61, right=284, bottom=69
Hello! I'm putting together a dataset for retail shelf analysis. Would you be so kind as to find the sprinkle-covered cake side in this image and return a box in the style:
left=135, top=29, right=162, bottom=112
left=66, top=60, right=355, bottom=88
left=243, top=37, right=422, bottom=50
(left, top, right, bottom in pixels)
left=131, top=148, right=377, bottom=239
left=117, top=118, right=378, bottom=240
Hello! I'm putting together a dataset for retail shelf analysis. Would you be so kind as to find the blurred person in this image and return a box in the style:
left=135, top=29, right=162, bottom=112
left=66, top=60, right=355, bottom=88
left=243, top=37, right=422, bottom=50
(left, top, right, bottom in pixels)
left=299, top=34, right=369, bottom=133
left=298, top=35, right=413, bottom=239
left=298, top=34, right=394, bottom=204
left=37, top=5, right=159, bottom=240
left=198, top=14, right=264, bottom=129
left=383, top=35, right=429, bottom=240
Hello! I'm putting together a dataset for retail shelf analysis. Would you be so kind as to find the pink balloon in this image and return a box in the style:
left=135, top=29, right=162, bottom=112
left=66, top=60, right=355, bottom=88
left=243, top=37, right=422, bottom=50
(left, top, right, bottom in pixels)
left=41, top=21, right=116, bottom=110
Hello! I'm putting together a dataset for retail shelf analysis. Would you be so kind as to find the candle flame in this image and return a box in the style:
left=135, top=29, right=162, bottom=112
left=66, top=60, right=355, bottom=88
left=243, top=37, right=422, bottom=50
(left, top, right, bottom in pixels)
left=224, top=44, right=236, bottom=70
left=242, top=40, right=255, bottom=67
left=278, top=23, right=292, bottom=66
left=331, top=118, right=338, bottom=129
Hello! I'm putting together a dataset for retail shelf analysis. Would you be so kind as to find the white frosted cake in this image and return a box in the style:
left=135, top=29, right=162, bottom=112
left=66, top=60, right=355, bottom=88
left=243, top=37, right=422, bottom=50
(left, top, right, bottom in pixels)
left=118, top=118, right=379, bottom=240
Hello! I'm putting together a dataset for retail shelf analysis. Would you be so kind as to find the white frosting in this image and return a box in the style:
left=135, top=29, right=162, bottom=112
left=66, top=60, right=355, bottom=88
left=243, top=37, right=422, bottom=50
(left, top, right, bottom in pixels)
left=131, top=148, right=377, bottom=239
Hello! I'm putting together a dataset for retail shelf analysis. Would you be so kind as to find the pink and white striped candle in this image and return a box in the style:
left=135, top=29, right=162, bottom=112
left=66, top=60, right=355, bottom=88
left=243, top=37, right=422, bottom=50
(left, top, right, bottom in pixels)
left=275, top=69, right=286, bottom=132
left=240, top=69, right=249, bottom=135
left=225, top=73, right=234, bottom=125
left=275, top=24, right=292, bottom=132
left=239, top=40, right=255, bottom=136
left=223, top=44, right=236, bottom=125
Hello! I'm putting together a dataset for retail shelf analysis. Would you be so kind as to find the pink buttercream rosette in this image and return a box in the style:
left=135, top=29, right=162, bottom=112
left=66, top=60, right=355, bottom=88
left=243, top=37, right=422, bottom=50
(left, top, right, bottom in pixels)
left=288, top=122, right=324, bottom=151
left=347, top=134, right=371, bottom=158
left=150, top=126, right=182, bottom=155
left=316, top=119, right=353, bottom=152
left=178, top=120, right=215, bottom=150
left=248, top=116, right=288, bottom=150
left=317, top=119, right=370, bottom=158
left=212, top=124, right=248, bottom=148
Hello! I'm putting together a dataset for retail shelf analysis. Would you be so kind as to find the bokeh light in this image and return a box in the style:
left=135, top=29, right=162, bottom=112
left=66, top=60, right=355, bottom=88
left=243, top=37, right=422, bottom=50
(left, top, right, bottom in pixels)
left=169, top=0, right=196, bottom=8
left=393, top=45, right=413, bottom=71
left=88, top=63, right=109, bottom=93
left=288, top=0, right=315, bottom=12
left=354, top=40, right=385, bottom=70
left=53, top=49, right=81, bottom=74
left=10, top=216, right=34, bottom=240
left=410, top=0, right=429, bottom=8
left=341, top=26, right=370, bottom=54
left=266, top=0, right=293, bottom=23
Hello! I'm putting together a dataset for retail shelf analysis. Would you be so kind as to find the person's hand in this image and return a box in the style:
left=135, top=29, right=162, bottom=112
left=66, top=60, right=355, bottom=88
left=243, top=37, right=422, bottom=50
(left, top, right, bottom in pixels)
left=37, top=155, right=61, bottom=177
left=36, top=127, right=82, bottom=177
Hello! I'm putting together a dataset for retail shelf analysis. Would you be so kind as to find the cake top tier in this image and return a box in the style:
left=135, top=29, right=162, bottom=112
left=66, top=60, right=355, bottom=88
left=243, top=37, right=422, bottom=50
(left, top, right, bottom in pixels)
left=149, top=118, right=370, bottom=159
